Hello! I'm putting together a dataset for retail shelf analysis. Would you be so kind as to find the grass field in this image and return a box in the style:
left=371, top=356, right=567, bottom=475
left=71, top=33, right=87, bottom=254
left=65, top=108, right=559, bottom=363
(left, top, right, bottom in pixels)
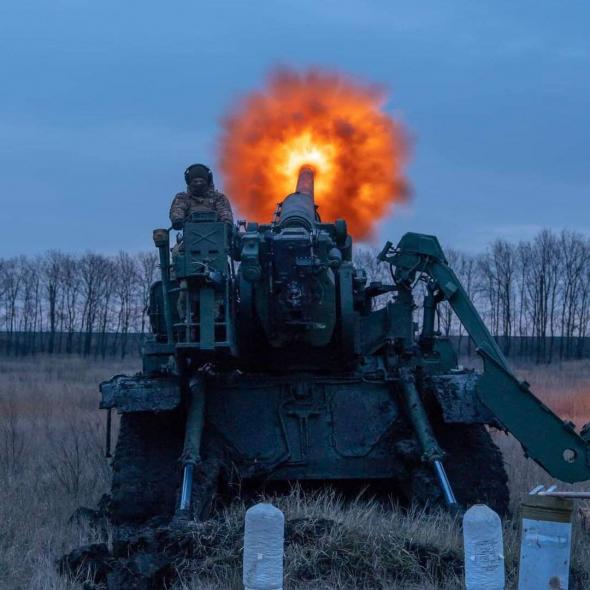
left=1, top=356, right=590, bottom=589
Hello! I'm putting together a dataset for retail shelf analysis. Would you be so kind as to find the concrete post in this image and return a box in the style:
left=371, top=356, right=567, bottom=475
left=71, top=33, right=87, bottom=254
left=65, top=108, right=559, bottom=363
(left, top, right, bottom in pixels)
left=243, top=503, right=284, bottom=590
left=463, top=504, right=505, bottom=590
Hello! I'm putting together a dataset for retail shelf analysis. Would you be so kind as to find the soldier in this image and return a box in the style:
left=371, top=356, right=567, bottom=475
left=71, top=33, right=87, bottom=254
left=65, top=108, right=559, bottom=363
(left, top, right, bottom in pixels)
left=170, top=163, right=233, bottom=229
left=170, top=164, right=233, bottom=324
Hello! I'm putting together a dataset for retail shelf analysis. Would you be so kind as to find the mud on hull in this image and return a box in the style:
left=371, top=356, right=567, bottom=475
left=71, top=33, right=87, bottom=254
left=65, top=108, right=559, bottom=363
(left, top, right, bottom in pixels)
left=104, top=372, right=509, bottom=524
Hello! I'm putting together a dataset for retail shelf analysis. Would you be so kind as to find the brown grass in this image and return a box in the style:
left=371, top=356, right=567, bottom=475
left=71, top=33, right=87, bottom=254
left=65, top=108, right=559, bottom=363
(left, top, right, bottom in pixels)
left=0, top=356, right=135, bottom=590
left=1, top=356, right=590, bottom=589
left=517, top=360, right=590, bottom=426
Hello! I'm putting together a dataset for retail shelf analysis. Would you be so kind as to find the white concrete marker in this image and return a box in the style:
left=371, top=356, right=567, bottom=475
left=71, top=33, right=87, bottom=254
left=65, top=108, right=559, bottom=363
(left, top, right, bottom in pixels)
left=243, top=503, right=285, bottom=590
left=463, top=504, right=505, bottom=590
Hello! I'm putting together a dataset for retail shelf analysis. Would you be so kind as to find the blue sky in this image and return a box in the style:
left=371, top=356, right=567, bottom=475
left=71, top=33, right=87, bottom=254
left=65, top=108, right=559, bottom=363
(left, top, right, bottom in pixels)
left=1, top=0, right=589, bottom=256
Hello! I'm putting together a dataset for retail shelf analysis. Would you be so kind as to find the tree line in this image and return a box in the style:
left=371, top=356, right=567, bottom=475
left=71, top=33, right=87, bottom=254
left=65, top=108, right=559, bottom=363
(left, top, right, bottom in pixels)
left=447, top=229, right=590, bottom=362
left=0, top=251, right=158, bottom=358
left=1, top=228, right=590, bottom=362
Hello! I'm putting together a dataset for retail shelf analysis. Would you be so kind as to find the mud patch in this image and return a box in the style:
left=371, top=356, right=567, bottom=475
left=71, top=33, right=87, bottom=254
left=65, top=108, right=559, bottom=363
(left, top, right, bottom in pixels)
left=59, top=517, right=242, bottom=590
left=58, top=492, right=590, bottom=590
left=59, top=513, right=466, bottom=590
left=57, top=543, right=113, bottom=585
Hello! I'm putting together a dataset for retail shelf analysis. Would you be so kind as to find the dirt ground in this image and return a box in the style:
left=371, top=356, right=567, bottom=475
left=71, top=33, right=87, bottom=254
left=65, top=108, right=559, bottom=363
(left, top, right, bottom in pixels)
left=1, top=355, right=590, bottom=589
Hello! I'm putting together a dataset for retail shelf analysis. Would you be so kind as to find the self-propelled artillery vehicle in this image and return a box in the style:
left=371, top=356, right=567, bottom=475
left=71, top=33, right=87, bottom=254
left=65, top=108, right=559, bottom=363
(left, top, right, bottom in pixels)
left=101, top=166, right=590, bottom=524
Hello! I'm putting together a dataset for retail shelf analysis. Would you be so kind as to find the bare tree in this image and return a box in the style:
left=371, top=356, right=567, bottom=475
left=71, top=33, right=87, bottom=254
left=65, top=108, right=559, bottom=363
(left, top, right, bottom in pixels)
left=61, top=254, right=80, bottom=354
left=42, top=251, right=63, bottom=354
left=19, top=257, right=42, bottom=355
left=451, top=250, right=478, bottom=356
left=558, top=231, right=589, bottom=359
left=137, top=251, right=158, bottom=337
left=113, top=251, right=139, bottom=358
left=79, top=253, right=111, bottom=356
left=1, top=258, right=23, bottom=355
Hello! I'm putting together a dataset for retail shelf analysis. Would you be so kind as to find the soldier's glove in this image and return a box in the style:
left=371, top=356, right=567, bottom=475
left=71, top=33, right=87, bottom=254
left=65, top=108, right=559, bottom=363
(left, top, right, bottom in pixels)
left=172, top=220, right=183, bottom=230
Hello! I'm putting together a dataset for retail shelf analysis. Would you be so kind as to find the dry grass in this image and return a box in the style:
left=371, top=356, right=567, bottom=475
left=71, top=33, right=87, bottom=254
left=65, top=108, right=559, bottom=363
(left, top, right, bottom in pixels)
left=1, top=356, right=590, bottom=589
left=173, top=490, right=465, bottom=590
left=517, top=359, right=590, bottom=426
left=0, top=356, right=135, bottom=590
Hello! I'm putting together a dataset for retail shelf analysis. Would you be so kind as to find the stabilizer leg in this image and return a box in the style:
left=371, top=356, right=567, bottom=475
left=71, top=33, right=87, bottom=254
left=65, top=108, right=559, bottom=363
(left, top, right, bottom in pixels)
left=399, top=368, right=458, bottom=510
left=178, top=376, right=206, bottom=514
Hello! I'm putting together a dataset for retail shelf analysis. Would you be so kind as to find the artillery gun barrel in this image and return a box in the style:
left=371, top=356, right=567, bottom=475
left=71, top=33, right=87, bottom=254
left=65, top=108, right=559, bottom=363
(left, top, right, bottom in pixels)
left=295, top=164, right=314, bottom=196
left=278, top=165, right=317, bottom=230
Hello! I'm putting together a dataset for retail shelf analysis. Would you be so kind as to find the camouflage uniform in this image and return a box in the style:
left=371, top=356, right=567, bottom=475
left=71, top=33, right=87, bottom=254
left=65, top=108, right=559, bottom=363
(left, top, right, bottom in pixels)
left=170, top=181, right=233, bottom=322
left=169, top=187, right=233, bottom=227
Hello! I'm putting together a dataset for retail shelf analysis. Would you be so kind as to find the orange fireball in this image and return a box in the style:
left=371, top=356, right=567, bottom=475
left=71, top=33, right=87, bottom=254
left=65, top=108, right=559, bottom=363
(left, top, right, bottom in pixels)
left=218, top=68, right=409, bottom=240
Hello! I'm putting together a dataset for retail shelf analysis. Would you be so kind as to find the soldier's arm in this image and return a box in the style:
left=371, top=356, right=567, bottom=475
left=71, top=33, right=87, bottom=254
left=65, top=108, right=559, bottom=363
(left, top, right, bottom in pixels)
left=215, top=192, right=234, bottom=225
left=169, top=193, right=188, bottom=228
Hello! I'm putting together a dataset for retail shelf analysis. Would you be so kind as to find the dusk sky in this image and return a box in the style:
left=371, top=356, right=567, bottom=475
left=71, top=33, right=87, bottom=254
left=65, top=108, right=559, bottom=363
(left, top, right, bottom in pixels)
left=1, top=1, right=589, bottom=256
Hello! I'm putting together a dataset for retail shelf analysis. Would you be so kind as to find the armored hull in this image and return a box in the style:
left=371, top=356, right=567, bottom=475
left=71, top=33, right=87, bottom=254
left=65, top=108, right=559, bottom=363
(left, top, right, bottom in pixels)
left=102, top=358, right=509, bottom=523
left=102, top=167, right=590, bottom=526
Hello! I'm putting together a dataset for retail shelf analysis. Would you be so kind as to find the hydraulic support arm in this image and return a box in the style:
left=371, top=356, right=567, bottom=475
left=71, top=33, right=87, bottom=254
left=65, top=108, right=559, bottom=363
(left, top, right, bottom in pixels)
left=399, top=367, right=458, bottom=508
left=380, top=232, right=590, bottom=483
left=179, top=375, right=206, bottom=513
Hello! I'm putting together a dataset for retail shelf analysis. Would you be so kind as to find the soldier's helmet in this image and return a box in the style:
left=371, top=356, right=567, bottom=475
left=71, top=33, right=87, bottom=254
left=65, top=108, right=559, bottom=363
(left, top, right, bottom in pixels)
left=184, top=163, right=213, bottom=186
